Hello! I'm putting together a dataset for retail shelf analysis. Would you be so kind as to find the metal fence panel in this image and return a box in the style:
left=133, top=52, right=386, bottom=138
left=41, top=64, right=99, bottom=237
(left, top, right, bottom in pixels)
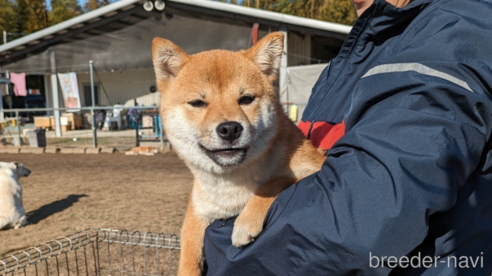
left=0, top=106, right=166, bottom=152
left=0, top=229, right=180, bottom=276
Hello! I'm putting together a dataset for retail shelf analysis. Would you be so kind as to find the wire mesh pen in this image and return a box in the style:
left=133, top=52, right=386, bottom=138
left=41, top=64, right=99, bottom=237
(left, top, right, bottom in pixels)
left=0, top=228, right=180, bottom=276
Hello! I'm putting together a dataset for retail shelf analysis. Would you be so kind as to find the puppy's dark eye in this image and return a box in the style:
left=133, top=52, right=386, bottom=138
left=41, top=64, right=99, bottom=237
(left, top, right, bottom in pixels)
left=239, top=96, right=255, bottom=105
left=188, top=100, right=207, bottom=108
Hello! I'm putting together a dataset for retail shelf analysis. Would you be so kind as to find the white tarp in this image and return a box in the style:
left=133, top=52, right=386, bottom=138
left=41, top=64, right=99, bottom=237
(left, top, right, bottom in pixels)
left=281, top=63, right=328, bottom=124
left=124, top=92, right=160, bottom=107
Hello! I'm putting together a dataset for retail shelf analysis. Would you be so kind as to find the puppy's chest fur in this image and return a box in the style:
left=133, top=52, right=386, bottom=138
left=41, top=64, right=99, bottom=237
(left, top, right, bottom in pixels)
left=192, top=172, right=265, bottom=222
left=0, top=174, right=24, bottom=212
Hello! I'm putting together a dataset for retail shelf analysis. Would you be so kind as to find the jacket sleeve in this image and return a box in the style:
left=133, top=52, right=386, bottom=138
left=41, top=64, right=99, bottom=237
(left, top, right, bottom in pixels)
left=202, top=60, right=492, bottom=275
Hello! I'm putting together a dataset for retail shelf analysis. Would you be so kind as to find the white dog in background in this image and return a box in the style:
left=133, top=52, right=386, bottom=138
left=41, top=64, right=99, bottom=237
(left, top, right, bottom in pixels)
left=0, top=162, right=31, bottom=230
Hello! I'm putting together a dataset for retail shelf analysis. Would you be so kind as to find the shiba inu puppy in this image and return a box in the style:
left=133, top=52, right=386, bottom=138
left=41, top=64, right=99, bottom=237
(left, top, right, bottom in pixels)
left=0, top=162, right=31, bottom=230
left=152, top=32, right=326, bottom=275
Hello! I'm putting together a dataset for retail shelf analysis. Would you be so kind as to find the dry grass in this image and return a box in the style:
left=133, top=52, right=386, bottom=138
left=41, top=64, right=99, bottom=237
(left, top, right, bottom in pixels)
left=0, top=152, right=193, bottom=258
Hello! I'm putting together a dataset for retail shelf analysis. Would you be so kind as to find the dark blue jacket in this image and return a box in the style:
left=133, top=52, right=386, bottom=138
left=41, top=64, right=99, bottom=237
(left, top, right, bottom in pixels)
left=203, top=0, right=492, bottom=275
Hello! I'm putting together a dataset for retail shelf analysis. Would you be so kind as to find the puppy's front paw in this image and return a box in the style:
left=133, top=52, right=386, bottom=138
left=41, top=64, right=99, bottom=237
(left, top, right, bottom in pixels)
left=14, top=217, right=29, bottom=229
left=231, top=211, right=264, bottom=248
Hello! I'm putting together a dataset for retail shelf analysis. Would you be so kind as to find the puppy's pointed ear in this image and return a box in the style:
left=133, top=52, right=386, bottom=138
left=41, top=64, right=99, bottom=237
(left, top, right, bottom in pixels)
left=152, top=38, right=189, bottom=89
left=243, top=32, right=284, bottom=82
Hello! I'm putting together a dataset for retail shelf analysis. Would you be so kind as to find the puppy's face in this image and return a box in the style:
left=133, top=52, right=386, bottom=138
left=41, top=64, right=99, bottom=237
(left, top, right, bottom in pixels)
left=14, top=162, right=31, bottom=178
left=0, top=161, right=31, bottom=178
left=153, top=33, right=284, bottom=173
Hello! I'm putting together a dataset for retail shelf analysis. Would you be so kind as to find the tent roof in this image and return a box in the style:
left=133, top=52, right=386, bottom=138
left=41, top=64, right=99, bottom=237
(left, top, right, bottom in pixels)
left=0, top=0, right=351, bottom=64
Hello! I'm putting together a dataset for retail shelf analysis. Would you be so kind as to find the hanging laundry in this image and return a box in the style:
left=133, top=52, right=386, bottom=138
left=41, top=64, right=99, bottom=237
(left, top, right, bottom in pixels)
left=10, top=73, right=27, bottom=96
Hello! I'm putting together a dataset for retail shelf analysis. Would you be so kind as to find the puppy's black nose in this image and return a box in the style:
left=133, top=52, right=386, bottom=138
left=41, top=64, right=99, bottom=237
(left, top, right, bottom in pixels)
left=216, top=121, right=243, bottom=143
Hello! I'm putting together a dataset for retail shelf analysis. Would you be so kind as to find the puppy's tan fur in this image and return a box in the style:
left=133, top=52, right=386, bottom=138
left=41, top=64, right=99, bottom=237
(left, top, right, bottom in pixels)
left=152, top=32, right=326, bottom=275
left=0, top=162, right=31, bottom=230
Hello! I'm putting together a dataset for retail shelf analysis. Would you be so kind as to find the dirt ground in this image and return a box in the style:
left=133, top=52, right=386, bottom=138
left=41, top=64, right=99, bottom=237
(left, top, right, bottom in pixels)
left=47, top=137, right=139, bottom=151
left=0, top=152, right=193, bottom=257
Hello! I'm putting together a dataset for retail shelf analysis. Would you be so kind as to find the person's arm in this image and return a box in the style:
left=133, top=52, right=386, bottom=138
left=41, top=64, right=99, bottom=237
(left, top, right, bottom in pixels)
left=202, top=60, right=492, bottom=275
